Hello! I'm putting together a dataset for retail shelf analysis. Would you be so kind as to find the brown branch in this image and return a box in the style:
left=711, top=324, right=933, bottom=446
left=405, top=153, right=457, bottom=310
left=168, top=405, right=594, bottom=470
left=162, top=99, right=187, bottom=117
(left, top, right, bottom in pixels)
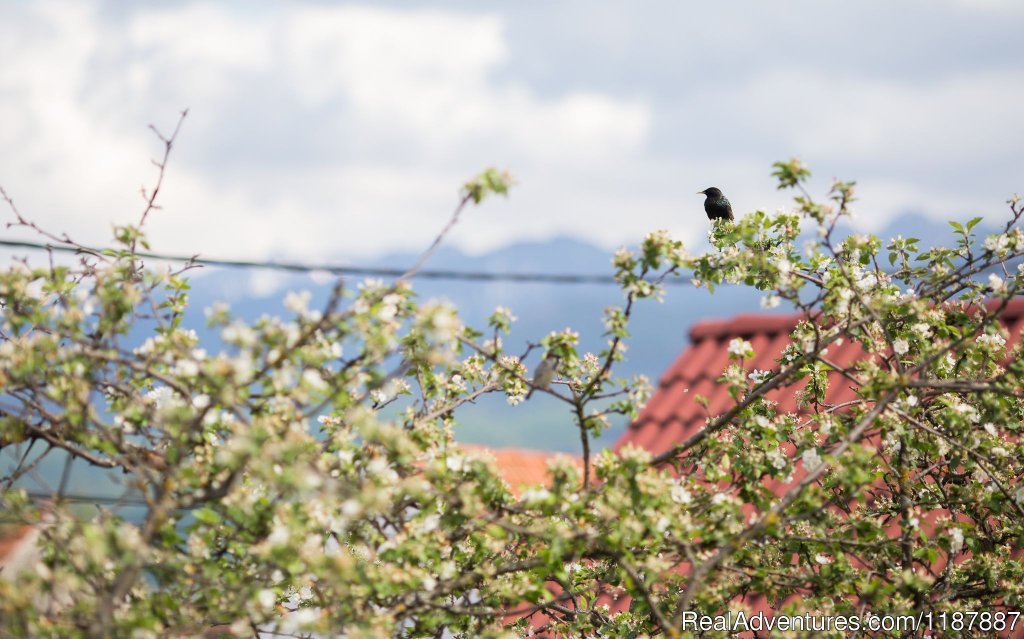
left=135, top=109, right=189, bottom=238
left=400, top=192, right=473, bottom=281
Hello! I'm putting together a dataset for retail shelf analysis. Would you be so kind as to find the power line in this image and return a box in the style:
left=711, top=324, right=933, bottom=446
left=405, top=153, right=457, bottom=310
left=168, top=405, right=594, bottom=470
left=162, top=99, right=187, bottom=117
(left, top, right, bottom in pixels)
left=0, top=238, right=693, bottom=286
left=17, top=490, right=153, bottom=508
left=10, top=489, right=201, bottom=511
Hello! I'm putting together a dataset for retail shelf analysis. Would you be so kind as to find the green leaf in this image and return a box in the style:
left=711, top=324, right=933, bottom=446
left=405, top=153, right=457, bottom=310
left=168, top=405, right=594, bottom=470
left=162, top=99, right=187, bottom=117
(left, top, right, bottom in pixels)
left=193, top=508, right=222, bottom=526
left=771, top=158, right=811, bottom=190
left=463, top=167, right=513, bottom=204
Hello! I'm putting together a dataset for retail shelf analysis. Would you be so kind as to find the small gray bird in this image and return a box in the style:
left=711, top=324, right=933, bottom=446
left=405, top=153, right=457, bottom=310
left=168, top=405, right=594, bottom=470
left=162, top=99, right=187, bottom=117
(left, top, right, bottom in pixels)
left=698, top=187, right=734, bottom=221
left=527, top=354, right=559, bottom=399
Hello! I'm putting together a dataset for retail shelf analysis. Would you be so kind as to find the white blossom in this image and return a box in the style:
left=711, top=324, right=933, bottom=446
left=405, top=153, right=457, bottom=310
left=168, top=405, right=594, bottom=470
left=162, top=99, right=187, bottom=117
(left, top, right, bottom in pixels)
left=257, top=589, right=277, bottom=611
left=670, top=483, right=693, bottom=505
left=522, top=487, right=551, bottom=503
left=748, top=369, right=772, bottom=383
left=976, top=333, right=1006, bottom=349
left=222, top=321, right=257, bottom=347
left=445, top=455, right=466, bottom=473
left=418, top=513, right=441, bottom=535
left=302, top=369, right=328, bottom=391
left=283, top=290, right=312, bottom=315
left=145, top=386, right=181, bottom=412
left=336, top=449, right=354, bottom=465
left=266, top=522, right=291, bottom=547
left=948, top=528, right=964, bottom=554
left=493, top=305, right=517, bottom=323
left=801, top=447, right=823, bottom=471
left=984, top=234, right=1010, bottom=254
left=988, top=273, right=1007, bottom=293
left=727, top=338, right=753, bottom=358
left=173, top=358, right=200, bottom=378
left=951, top=400, right=981, bottom=423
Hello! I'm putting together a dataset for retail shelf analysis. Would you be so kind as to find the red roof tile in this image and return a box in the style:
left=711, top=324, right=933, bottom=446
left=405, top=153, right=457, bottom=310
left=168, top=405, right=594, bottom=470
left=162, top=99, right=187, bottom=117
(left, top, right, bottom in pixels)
left=0, top=525, right=34, bottom=564
left=458, top=444, right=582, bottom=496
left=590, top=298, right=1024, bottom=637
left=0, top=524, right=38, bottom=581
left=617, top=297, right=1024, bottom=456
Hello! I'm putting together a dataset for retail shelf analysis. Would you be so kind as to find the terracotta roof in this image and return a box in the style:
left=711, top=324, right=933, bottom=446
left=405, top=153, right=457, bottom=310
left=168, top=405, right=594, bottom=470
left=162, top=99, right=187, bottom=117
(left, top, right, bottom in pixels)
left=0, top=524, right=38, bottom=578
left=458, top=444, right=582, bottom=496
left=575, top=298, right=1024, bottom=638
left=617, top=297, right=1024, bottom=457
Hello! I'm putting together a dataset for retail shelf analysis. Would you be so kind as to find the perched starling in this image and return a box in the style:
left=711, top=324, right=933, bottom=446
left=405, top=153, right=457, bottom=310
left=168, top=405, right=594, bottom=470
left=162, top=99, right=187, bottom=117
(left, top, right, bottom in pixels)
left=698, top=187, right=734, bottom=222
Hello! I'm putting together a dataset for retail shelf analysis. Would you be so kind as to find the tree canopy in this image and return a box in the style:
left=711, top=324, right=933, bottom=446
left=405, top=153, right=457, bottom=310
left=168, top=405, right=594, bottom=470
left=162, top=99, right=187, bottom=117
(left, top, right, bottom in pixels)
left=2, top=127, right=1024, bottom=638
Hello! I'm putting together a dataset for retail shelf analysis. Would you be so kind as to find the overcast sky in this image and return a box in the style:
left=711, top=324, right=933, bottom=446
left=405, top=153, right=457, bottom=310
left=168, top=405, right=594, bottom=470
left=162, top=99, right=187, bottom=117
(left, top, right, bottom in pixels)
left=2, top=1, right=1022, bottom=264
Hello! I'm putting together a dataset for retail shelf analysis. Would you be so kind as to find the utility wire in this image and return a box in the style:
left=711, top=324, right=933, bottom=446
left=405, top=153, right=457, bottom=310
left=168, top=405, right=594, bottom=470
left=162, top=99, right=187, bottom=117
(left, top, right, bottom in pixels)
left=17, top=490, right=153, bottom=508
left=0, top=238, right=693, bottom=286
left=7, top=489, right=200, bottom=511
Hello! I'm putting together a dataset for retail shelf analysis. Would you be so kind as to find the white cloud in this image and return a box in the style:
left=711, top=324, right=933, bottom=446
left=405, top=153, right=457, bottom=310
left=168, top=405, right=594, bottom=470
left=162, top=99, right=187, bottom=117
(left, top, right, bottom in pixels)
left=0, top=3, right=152, bottom=238
left=281, top=7, right=508, bottom=113
left=0, top=2, right=658, bottom=262
left=767, top=71, right=1024, bottom=170
left=654, top=67, right=1024, bottom=230
left=247, top=270, right=291, bottom=298
left=0, top=2, right=1020, bottom=268
left=126, top=5, right=273, bottom=102
left=950, top=0, right=1023, bottom=10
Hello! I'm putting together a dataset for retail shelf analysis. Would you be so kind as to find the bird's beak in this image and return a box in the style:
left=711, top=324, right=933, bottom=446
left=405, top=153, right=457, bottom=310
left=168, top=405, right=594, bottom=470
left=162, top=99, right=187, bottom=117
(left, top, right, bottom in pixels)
left=696, top=190, right=704, bottom=195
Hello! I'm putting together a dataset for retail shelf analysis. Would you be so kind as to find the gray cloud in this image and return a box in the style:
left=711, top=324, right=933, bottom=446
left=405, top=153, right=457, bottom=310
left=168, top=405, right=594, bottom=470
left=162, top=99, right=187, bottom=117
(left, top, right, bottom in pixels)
left=1, top=1, right=1020, bottom=263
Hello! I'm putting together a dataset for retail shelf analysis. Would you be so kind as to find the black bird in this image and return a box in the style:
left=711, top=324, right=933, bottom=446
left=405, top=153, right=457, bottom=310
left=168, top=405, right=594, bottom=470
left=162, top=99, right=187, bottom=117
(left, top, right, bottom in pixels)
left=698, top=187, right=733, bottom=222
